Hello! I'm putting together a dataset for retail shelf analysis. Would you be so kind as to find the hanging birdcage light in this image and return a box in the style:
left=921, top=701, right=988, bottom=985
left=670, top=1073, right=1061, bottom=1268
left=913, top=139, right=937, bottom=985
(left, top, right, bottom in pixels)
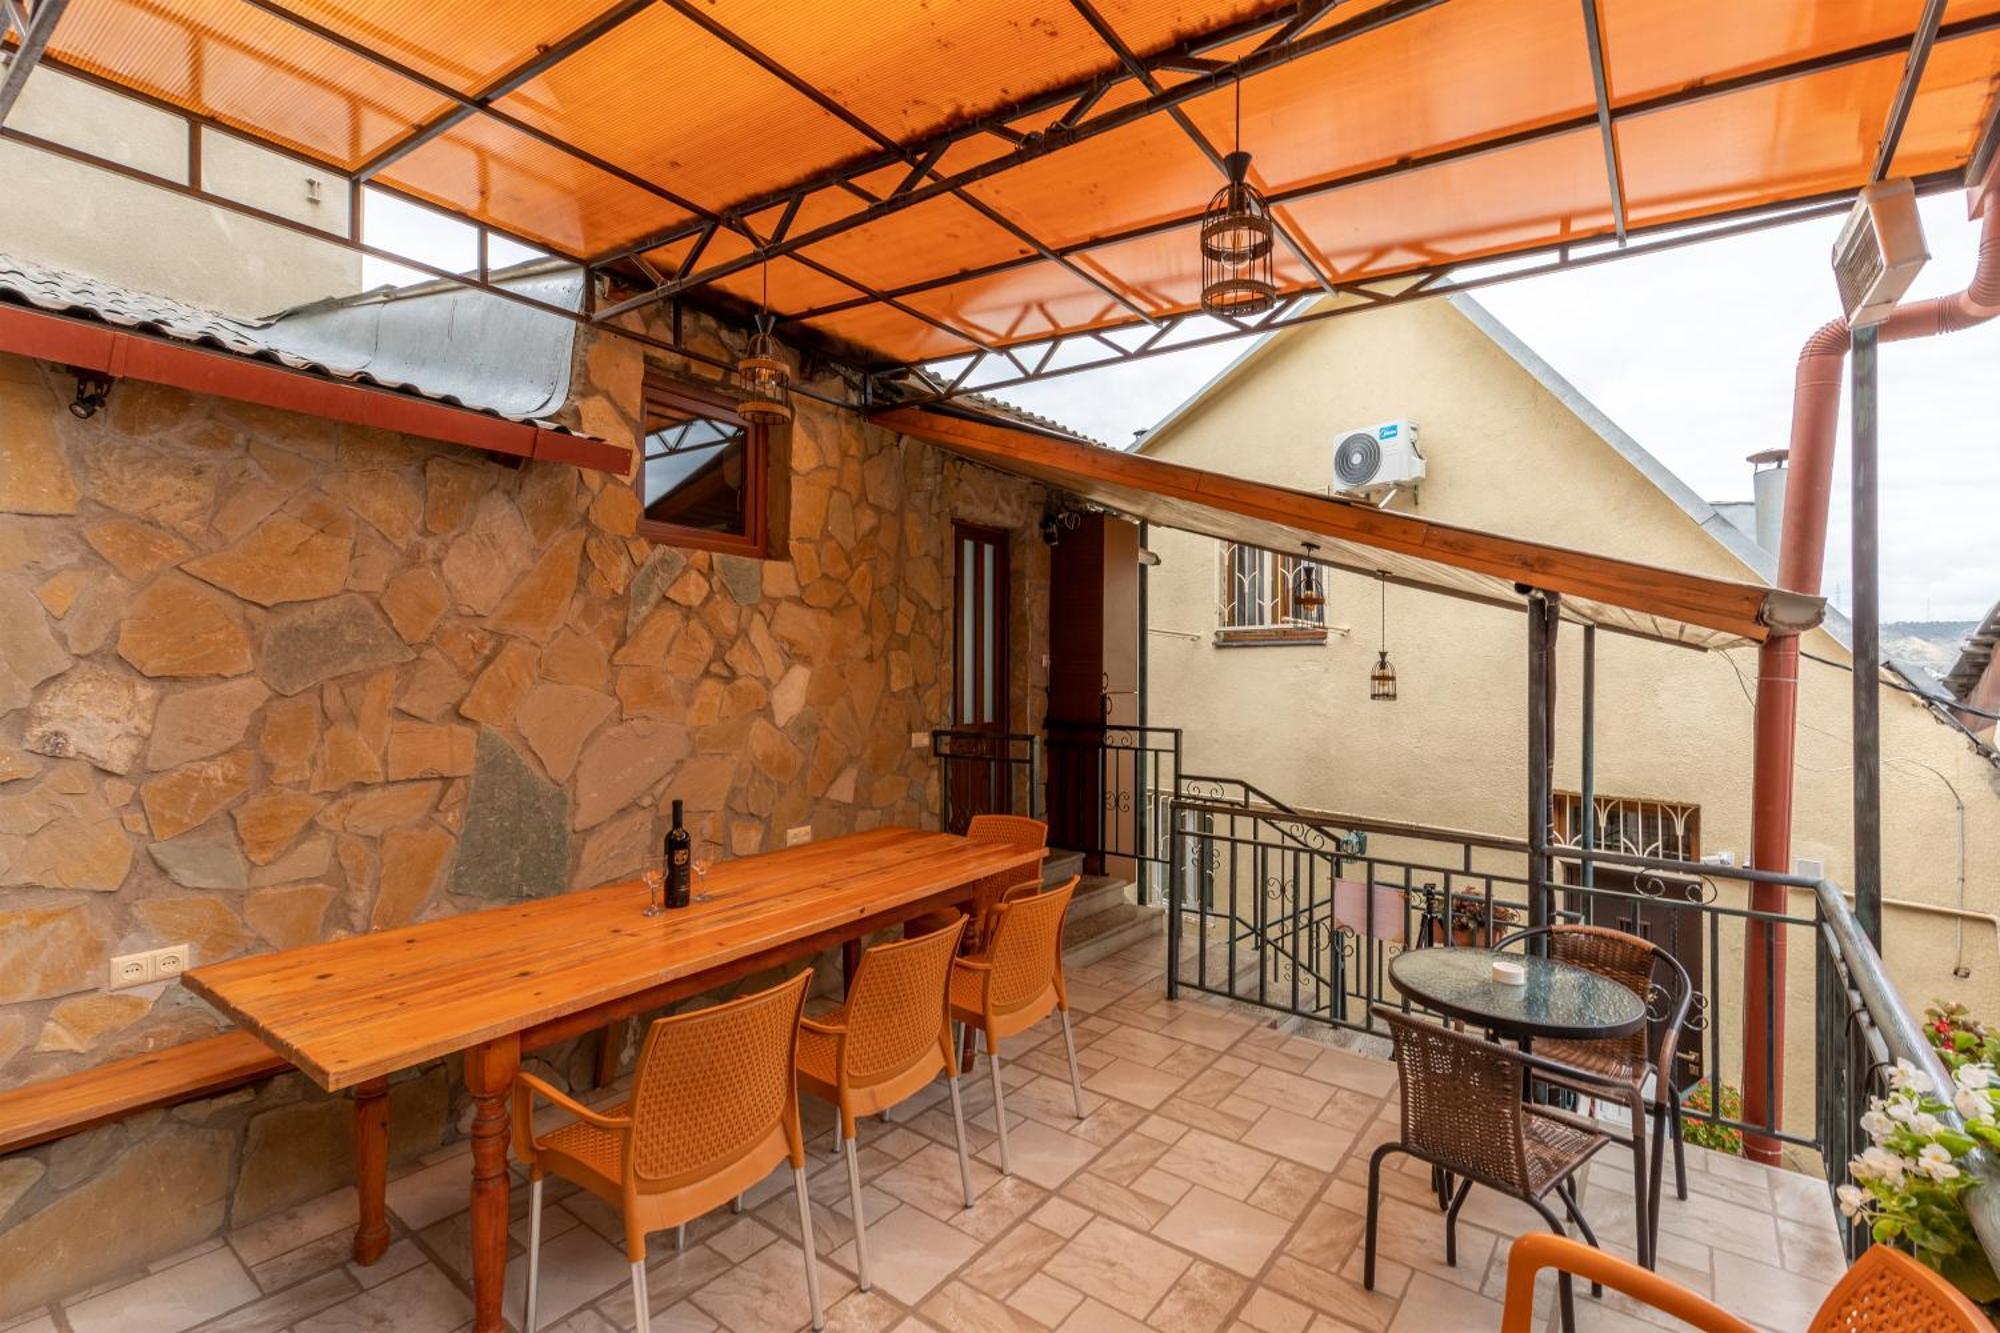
left=734, top=257, right=792, bottom=424
left=1294, top=543, right=1325, bottom=613
left=1199, top=80, right=1275, bottom=318
left=1370, top=570, right=1398, bottom=702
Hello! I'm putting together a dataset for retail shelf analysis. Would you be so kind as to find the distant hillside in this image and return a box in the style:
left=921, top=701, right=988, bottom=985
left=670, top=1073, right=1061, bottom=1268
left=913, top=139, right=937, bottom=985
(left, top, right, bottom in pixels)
left=1882, top=620, right=1977, bottom=680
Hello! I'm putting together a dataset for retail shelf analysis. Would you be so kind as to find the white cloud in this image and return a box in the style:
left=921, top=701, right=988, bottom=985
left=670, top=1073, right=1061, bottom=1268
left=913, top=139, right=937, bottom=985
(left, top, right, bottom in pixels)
left=1002, top=195, right=2000, bottom=621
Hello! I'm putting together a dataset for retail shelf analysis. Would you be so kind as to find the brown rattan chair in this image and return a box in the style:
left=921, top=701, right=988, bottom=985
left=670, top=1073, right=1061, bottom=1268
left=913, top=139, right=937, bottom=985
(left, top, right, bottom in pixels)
left=950, top=875, right=1084, bottom=1174
left=1495, top=921, right=1693, bottom=1264
left=514, top=971, right=823, bottom=1333
left=1500, top=1232, right=1988, bottom=1331
left=796, top=918, right=975, bottom=1293
left=1367, top=1005, right=1621, bottom=1333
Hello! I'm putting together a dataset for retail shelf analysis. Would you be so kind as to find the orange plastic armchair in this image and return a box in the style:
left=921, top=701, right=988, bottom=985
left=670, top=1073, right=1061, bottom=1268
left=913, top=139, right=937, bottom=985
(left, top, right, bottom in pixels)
left=797, top=917, right=972, bottom=1293
left=907, top=813, right=1048, bottom=947
left=1500, top=1232, right=1988, bottom=1332
left=513, top=970, right=823, bottom=1333
left=949, top=875, right=1084, bottom=1174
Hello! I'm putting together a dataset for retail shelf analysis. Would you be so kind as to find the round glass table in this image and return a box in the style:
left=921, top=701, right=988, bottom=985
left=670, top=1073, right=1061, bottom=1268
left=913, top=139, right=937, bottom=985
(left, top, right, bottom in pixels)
left=1387, top=946, right=1646, bottom=1047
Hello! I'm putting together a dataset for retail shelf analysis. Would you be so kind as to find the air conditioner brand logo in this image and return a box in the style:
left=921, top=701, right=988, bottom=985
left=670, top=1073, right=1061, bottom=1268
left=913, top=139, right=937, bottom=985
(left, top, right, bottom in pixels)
left=1378, top=423, right=1399, bottom=440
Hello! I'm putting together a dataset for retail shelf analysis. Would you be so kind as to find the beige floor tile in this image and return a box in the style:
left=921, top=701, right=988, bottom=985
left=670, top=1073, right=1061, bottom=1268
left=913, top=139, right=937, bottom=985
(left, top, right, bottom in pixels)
left=1301, top=1050, right=1397, bottom=1099
left=227, top=1187, right=360, bottom=1270
left=830, top=1199, right=982, bottom=1306
left=65, top=1246, right=260, bottom=1333
left=1029, top=1197, right=1096, bottom=1240
left=920, top=1280, right=1043, bottom=1333
left=692, top=1239, right=855, bottom=1333
left=980, top=1117, right=1105, bottom=1189
left=1086, top=1059, right=1191, bottom=1111
left=1057, top=1298, right=1154, bottom=1332
left=1711, top=1249, right=1834, bottom=1331
left=1385, top=1272, right=1504, bottom=1332
left=1238, top=1286, right=1313, bottom=1333
left=1153, top=1186, right=1293, bottom=1278
left=383, top=1156, right=473, bottom=1233
left=294, top=1263, right=473, bottom=1333
left=962, top=1221, right=1069, bottom=1299
left=1010, top=1271, right=1085, bottom=1327
left=506, top=1222, right=633, bottom=1328
left=1155, top=1130, right=1277, bottom=1202
left=1242, top=1108, right=1352, bottom=1170
left=1044, top=1216, right=1192, bottom=1314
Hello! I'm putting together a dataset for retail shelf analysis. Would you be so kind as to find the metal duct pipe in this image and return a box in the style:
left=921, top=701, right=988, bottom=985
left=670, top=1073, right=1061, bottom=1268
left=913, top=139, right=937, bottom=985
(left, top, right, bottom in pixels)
left=1742, top=186, right=2000, bottom=1163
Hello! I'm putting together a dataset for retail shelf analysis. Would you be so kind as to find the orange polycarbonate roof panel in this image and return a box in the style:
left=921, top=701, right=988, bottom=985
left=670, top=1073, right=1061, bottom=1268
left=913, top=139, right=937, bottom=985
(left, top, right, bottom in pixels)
left=1276, top=129, right=1614, bottom=277
left=1066, top=221, right=1321, bottom=317
left=808, top=302, right=982, bottom=363
left=1616, top=39, right=2000, bottom=230
left=963, top=113, right=1221, bottom=249
left=900, top=261, right=1133, bottom=346
left=264, top=0, right=627, bottom=95
left=792, top=194, right=1035, bottom=295
left=378, top=116, right=688, bottom=257
left=49, top=0, right=451, bottom=169
left=1180, top=0, right=1596, bottom=193
left=643, top=229, right=869, bottom=316
left=1600, top=0, right=2000, bottom=102
left=495, top=5, right=878, bottom=216
left=1892, top=28, right=2000, bottom=176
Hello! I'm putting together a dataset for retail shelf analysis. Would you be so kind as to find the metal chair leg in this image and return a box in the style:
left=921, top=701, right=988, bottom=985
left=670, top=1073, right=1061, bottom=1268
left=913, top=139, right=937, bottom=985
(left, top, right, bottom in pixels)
left=732, top=1193, right=744, bottom=1214
left=629, top=1258, right=650, bottom=1333
left=1058, top=1007, right=1087, bottom=1119
left=1443, top=1177, right=1472, bottom=1266
left=985, top=1033, right=1011, bottom=1175
left=1526, top=1197, right=1577, bottom=1333
left=947, top=1075, right=976, bottom=1208
left=794, top=1166, right=824, bottom=1331
left=1668, top=1081, right=1688, bottom=1199
left=1363, top=1143, right=1399, bottom=1290
left=524, top=1176, right=544, bottom=1333
left=843, top=1126, right=871, bottom=1291
left=1554, top=1180, right=1602, bottom=1297
left=674, top=1223, right=685, bottom=1252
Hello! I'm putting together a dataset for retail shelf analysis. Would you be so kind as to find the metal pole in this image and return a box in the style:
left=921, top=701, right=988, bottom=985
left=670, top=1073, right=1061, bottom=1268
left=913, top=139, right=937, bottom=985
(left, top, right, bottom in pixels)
left=1137, top=521, right=1151, bottom=905
left=1525, top=590, right=1555, bottom=936
left=1851, top=323, right=1883, bottom=948
left=1581, top=623, right=1597, bottom=890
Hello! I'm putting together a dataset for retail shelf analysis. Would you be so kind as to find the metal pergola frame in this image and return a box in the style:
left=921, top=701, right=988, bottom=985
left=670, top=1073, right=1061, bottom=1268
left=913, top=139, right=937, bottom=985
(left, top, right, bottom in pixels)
left=2, top=0, right=1990, bottom=413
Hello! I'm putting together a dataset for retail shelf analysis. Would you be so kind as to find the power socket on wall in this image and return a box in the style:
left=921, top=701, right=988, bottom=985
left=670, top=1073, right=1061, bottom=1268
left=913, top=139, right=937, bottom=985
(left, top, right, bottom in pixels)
left=108, top=943, right=193, bottom=989
left=786, top=825, right=813, bottom=847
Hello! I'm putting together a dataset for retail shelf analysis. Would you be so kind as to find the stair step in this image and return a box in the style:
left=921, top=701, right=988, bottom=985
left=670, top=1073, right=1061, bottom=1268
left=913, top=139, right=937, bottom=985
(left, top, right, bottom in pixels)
left=1043, top=849, right=1085, bottom=888
left=1062, top=899, right=1164, bottom=967
left=1067, top=874, right=1131, bottom=924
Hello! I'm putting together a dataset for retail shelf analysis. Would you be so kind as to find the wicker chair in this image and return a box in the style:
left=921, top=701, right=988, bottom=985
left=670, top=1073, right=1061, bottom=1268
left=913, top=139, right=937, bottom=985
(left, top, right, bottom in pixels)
left=1367, top=1006, right=1621, bottom=1333
left=513, top=971, right=823, bottom=1333
left=797, top=918, right=975, bottom=1293
left=950, top=875, right=1084, bottom=1174
left=1500, top=1232, right=1988, bottom=1332
left=1495, top=921, right=1693, bottom=1264
left=908, top=813, right=1049, bottom=947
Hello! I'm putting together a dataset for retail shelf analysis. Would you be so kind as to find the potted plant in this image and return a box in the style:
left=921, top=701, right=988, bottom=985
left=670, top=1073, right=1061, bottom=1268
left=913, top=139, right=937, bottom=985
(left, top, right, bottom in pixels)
left=1680, top=1078, right=1744, bottom=1156
left=1449, top=894, right=1518, bottom=948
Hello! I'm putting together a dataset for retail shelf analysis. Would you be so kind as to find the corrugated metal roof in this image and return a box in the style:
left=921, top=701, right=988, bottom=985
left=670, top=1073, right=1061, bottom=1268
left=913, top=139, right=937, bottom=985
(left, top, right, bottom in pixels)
left=1946, top=602, right=2000, bottom=703
left=0, top=252, right=583, bottom=429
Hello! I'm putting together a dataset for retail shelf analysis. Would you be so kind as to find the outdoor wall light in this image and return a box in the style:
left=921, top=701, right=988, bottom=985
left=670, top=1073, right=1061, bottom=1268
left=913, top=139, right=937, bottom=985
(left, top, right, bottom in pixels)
left=734, top=258, right=793, bottom=424
left=1199, top=80, right=1275, bottom=318
left=1294, top=543, right=1325, bottom=611
left=1370, top=570, right=1398, bottom=702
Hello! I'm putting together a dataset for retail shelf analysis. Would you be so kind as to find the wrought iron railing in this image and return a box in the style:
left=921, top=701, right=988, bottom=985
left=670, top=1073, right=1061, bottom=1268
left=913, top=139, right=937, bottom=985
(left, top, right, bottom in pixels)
left=931, top=730, right=1039, bottom=835
left=1044, top=723, right=1180, bottom=905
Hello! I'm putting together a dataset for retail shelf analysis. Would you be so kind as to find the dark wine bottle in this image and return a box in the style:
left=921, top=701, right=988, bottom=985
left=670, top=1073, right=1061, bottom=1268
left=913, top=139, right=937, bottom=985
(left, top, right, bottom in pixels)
left=665, top=799, right=692, bottom=909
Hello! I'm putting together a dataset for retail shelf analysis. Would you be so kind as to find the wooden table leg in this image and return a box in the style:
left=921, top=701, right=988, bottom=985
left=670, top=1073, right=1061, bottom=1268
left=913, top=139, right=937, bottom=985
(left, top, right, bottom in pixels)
left=842, top=938, right=863, bottom=996
left=351, top=1076, right=391, bottom=1265
left=465, top=1036, right=519, bottom=1333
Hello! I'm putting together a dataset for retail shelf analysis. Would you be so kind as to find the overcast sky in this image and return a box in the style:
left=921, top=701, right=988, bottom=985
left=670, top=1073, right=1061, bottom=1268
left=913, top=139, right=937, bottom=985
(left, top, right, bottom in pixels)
left=1001, top=193, right=1999, bottom=624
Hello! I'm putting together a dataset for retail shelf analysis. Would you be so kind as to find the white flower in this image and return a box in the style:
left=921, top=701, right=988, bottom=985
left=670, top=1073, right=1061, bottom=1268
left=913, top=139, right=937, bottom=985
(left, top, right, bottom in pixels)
left=1837, top=1183, right=1866, bottom=1217
left=1887, top=1098, right=1918, bottom=1125
left=1855, top=1146, right=1908, bottom=1186
left=1956, top=1088, right=1994, bottom=1122
left=1957, top=1064, right=1995, bottom=1092
left=1892, top=1059, right=1935, bottom=1094
left=1912, top=1112, right=1945, bottom=1137
left=1861, top=1109, right=1895, bottom=1138
left=1918, top=1144, right=1961, bottom=1181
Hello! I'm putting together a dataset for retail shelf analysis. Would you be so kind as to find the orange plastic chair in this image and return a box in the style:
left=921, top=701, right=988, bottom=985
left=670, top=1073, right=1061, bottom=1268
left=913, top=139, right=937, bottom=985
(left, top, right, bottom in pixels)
left=908, top=813, right=1048, bottom=946
left=513, top=971, right=823, bottom=1333
left=797, top=917, right=973, bottom=1293
left=1500, top=1232, right=1988, bottom=1332
left=949, top=875, right=1084, bottom=1174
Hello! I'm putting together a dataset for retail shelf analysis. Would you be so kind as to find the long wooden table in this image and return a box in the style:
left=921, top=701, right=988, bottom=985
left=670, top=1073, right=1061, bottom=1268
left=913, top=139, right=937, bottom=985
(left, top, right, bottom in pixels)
left=186, top=826, right=1041, bottom=1333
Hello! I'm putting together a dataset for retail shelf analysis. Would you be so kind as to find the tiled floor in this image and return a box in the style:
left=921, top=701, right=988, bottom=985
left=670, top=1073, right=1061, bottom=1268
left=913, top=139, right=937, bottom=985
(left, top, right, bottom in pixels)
left=15, top=939, right=1846, bottom=1333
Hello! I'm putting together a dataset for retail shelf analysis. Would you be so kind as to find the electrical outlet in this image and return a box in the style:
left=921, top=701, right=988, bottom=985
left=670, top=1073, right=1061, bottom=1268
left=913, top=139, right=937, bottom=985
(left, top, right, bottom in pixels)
left=911, top=730, right=929, bottom=749
left=110, top=951, right=155, bottom=989
left=786, top=825, right=813, bottom=847
left=152, top=942, right=192, bottom=979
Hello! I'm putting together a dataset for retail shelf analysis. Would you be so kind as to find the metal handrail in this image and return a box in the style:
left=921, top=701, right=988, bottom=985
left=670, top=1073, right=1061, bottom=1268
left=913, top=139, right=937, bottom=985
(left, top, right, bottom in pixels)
left=1813, top=878, right=2000, bottom=1270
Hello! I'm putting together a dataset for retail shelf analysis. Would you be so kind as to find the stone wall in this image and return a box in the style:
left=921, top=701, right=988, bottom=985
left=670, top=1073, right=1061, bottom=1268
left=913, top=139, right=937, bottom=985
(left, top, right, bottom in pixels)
left=0, top=314, right=1049, bottom=1311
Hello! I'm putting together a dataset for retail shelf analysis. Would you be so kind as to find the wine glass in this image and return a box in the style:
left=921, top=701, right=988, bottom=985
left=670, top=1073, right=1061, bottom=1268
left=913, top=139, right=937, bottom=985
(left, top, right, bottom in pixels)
left=692, top=857, right=711, bottom=902
left=641, top=867, right=665, bottom=917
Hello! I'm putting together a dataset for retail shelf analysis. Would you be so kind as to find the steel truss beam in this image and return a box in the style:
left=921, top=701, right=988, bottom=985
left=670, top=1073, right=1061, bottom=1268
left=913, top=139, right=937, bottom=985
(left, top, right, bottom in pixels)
left=876, top=171, right=1966, bottom=405
left=0, top=0, right=68, bottom=127
left=1874, top=0, right=1947, bottom=182
left=739, top=8, right=2000, bottom=335
left=1578, top=0, right=1627, bottom=243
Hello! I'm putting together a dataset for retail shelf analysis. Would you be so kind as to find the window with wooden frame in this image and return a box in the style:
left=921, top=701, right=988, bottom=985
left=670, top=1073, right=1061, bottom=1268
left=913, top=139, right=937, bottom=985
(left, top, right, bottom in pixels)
left=634, top=375, right=769, bottom=558
left=1214, top=541, right=1326, bottom=645
left=1553, top=792, right=1701, bottom=862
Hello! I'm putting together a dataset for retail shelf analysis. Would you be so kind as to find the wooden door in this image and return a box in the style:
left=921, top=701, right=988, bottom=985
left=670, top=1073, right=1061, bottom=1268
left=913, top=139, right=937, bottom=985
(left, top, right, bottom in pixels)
left=947, top=524, right=1013, bottom=827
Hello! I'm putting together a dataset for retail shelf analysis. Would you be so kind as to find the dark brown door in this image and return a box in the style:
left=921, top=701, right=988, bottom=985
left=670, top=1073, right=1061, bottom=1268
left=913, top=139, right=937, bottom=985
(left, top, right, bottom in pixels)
left=946, top=525, right=1012, bottom=829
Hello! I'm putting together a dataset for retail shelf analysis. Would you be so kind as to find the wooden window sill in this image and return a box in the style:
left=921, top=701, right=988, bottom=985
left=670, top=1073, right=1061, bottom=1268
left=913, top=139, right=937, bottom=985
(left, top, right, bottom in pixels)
left=1213, top=628, right=1328, bottom=648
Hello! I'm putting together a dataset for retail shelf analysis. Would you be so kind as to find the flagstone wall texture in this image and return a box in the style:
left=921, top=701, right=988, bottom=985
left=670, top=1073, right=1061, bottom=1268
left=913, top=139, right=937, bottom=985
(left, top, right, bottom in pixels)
left=0, top=310, right=1048, bottom=1311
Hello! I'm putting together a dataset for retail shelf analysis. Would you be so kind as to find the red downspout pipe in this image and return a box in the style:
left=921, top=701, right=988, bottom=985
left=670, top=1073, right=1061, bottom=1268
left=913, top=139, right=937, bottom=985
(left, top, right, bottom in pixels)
left=1743, top=186, right=2000, bottom=1163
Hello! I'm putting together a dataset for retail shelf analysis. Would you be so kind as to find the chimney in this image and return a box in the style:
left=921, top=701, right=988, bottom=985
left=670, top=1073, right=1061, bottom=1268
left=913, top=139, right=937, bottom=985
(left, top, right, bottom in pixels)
left=1748, top=448, right=1788, bottom=555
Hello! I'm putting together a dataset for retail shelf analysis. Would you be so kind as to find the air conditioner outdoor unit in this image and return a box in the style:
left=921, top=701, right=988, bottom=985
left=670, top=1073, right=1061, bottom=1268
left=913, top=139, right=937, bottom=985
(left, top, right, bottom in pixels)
left=1332, top=420, right=1424, bottom=498
left=1831, top=179, right=1928, bottom=328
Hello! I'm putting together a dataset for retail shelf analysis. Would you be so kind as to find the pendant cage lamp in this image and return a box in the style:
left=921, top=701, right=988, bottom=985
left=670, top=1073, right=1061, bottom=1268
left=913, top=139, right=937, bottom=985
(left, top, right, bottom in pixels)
left=1199, top=81, right=1275, bottom=318
left=1294, top=543, right=1325, bottom=612
left=734, top=259, right=793, bottom=424
left=1370, top=571, right=1397, bottom=702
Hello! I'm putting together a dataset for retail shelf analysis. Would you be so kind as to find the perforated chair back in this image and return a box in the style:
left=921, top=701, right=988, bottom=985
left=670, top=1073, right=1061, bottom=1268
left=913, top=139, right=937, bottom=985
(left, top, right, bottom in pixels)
left=628, top=970, right=810, bottom=1189
left=965, top=814, right=1049, bottom=853
left=1502, top=922, right=1692, bottom=1078
left=844, top=917, right=967, bottom=1084
left=986, top=876, right=1075, bottom=1013
left=1808, top=1242, right=1989, bottom=1331
left=1377, top=1006, right=1529, bottom=1193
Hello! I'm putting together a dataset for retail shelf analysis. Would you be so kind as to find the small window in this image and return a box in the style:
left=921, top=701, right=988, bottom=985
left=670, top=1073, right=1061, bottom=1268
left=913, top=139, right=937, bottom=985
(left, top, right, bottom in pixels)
left=1553, top=793, right=1701, bottom=861
left=1215, top=542, right=1326, bottom=645
left=635, top=376, right=769, bottom=557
